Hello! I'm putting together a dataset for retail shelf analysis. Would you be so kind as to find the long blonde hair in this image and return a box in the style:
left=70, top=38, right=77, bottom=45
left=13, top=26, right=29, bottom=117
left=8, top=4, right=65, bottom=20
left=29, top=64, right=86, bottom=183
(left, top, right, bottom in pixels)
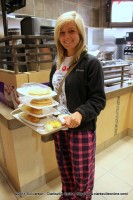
left=54, top=11, right=87, bottom=69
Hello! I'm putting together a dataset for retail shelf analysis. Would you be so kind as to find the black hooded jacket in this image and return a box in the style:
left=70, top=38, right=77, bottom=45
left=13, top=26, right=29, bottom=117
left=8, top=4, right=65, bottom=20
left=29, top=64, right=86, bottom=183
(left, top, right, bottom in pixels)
left=49, top=51, right=106, bottom=132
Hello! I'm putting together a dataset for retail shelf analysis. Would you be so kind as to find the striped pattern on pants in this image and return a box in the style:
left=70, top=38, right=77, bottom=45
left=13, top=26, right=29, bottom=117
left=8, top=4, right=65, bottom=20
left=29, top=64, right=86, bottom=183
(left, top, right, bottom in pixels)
left=54, top=129, right=96, bottom=200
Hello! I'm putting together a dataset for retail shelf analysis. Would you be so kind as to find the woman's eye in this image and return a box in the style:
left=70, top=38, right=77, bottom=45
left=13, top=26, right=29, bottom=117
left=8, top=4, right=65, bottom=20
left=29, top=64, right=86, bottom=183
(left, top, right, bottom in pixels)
left=60, top=32, right=65, bottom=36
left=69, top=29, right=75, bottom=33
left=59, top=29, right=77, bottom=36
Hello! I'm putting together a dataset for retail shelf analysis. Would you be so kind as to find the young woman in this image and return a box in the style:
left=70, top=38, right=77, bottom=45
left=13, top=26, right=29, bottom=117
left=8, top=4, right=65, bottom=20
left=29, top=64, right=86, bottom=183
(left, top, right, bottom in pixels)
left=49, top=11, right=106, bottom=200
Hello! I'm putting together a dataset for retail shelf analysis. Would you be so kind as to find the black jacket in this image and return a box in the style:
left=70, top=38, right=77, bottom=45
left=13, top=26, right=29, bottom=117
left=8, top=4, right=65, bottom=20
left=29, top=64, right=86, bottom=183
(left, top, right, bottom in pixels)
left=49, top=51, right=106, bottom=131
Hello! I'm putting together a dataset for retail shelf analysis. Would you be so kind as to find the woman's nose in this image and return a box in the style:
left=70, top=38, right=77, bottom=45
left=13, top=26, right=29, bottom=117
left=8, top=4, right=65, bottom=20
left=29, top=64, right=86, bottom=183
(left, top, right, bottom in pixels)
left=63, top=32, right=70, bottom=38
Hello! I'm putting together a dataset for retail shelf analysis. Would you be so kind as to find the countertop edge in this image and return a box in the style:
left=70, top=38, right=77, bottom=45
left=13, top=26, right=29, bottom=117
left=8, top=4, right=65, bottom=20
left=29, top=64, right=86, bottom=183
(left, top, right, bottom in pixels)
left=105, top=83, right=133, bottom=99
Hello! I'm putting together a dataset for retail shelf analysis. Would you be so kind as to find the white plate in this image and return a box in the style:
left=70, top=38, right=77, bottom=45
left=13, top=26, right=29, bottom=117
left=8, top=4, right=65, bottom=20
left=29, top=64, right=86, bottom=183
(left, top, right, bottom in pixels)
left=18, top=104, right=60, bottom=118
left=19, top=112, right=45, bottom=127
left=19, top=96, right=59, bottom=109
left=17, top=82, right=57, bottom=99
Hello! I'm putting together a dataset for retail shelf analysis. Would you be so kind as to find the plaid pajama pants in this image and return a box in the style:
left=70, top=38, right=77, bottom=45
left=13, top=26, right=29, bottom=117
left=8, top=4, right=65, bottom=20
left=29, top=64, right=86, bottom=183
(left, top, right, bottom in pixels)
left=54, top=129, right=96, bottom=200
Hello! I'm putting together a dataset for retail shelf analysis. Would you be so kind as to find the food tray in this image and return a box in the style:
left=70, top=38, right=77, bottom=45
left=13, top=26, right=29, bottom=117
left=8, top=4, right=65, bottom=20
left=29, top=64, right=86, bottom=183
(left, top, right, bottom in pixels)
left=19, top=96, right=59, bottom=109
left=18, top=104, right=60, bottom=118
left=17, top=82, right=57, bottom=99
left=10, top=109, right=65, bottom=136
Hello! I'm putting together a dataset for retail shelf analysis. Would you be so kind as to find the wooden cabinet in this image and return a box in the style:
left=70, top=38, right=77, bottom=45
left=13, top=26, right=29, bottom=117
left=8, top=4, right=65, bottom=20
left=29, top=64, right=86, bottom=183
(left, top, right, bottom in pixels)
left=96, top=97, right=117, bottom=146
left=128, top=92, right=133, bottom=130
left=0, top=124, right=7, bottom=173
left=96, top=85, right=132, bottom=153
left=118, top=93, right=131, bottom=134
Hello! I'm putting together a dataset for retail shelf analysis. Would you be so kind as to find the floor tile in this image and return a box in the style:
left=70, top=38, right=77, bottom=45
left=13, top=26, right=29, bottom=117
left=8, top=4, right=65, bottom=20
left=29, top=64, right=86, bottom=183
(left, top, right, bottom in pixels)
left=94, top=173, right=132, bottom=200
left=110, top=153, right=133, bottom=187
left=20, top=177, right=61, bottom=200
left=95, top=150, right=122, bottom=171
left=92, top=189, right=107, bottom=200
left=123, top=189, right=133, bottom=200
left=94, top=165, right=107, bottom=180
left=104, top=136, right=133, bottom=159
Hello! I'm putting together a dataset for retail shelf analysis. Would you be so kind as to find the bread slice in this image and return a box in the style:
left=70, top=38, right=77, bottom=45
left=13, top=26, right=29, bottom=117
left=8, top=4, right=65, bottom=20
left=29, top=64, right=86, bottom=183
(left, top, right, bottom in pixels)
left=30, top=98, right=52, bottom=106
left=26, top=106, right=42, bottom=115
left=22, top=113, right=40, bottom=123
left=28, top=88, right=51, bottom=96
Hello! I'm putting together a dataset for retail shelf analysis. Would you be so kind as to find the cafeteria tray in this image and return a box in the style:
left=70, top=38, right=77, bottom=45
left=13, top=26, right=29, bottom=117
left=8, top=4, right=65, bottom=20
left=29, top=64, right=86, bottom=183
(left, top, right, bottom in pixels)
left=10, top=108, right=65, bottom=136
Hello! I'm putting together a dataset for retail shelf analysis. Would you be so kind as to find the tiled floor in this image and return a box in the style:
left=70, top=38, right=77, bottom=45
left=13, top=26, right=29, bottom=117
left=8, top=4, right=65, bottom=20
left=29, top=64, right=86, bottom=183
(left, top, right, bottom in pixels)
left=0, top=135, right=133, bottom=200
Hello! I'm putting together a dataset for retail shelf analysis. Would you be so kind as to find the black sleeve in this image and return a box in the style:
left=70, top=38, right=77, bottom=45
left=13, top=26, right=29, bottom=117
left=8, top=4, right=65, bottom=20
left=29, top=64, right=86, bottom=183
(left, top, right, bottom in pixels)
left=75, top=57, right=106, bottom=121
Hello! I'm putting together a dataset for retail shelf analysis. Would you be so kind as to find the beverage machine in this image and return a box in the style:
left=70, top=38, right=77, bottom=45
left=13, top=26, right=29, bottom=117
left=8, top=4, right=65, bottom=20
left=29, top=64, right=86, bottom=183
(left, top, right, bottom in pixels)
left=124, top=32, right=133, bottom=62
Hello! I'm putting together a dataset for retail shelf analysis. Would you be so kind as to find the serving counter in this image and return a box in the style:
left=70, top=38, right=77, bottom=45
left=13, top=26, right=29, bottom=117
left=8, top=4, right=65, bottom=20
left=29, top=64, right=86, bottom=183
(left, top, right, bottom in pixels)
left=0, top=83, right=133, bottom=193
left=0, top=102, right=59, bottom=192
left=96, top=83, right=133, bottom=153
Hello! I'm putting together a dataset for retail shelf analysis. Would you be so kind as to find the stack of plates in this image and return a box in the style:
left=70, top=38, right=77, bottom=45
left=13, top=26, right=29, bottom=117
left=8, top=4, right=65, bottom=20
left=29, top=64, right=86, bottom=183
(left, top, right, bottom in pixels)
left=16, top=82, right=60, bottom=127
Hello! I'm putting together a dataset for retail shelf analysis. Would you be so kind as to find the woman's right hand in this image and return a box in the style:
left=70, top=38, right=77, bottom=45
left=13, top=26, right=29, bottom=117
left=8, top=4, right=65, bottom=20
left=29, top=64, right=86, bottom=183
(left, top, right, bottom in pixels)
left=62, top=111, right=82, bottom=128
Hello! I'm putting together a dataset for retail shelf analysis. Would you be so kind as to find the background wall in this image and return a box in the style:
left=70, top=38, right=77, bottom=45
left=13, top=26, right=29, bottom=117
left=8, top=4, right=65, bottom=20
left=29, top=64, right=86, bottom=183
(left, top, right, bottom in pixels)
left=0, top=0, right=104, bottom=31
left=14, top=0, right=101, bottom=27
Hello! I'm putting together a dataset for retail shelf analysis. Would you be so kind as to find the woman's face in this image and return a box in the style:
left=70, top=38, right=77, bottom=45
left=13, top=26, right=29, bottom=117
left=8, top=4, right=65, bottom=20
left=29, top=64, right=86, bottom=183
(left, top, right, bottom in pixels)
left=59, top=21, right=80, bottom=56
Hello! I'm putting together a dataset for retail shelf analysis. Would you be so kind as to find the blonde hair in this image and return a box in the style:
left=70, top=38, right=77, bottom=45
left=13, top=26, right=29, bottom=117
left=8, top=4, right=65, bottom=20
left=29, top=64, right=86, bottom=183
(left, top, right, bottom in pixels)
left=54, top=11, right=87, bottom=69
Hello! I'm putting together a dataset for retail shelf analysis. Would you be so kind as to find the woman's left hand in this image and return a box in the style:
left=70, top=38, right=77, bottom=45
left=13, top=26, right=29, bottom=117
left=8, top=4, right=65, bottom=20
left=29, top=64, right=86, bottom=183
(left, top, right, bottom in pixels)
left=62, top=111, right=82, bottom=128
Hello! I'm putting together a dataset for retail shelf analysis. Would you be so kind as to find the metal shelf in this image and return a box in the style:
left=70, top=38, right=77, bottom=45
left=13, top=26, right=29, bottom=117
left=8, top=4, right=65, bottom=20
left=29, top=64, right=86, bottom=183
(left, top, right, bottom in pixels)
left=0, top=35, right=56, bottom=73
left=102, top=63, right=130, bottom=87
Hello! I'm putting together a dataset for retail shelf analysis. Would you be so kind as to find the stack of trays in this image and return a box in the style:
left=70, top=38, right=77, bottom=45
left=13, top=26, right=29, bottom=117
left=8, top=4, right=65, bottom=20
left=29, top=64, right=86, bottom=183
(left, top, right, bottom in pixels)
left=16, top=83, right=64, bottom=133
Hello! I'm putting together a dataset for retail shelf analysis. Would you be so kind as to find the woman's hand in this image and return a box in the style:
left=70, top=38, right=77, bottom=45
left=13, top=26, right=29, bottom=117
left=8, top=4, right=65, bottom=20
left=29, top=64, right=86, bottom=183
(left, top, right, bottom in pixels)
left=62, top=111, right=82, bottom=128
